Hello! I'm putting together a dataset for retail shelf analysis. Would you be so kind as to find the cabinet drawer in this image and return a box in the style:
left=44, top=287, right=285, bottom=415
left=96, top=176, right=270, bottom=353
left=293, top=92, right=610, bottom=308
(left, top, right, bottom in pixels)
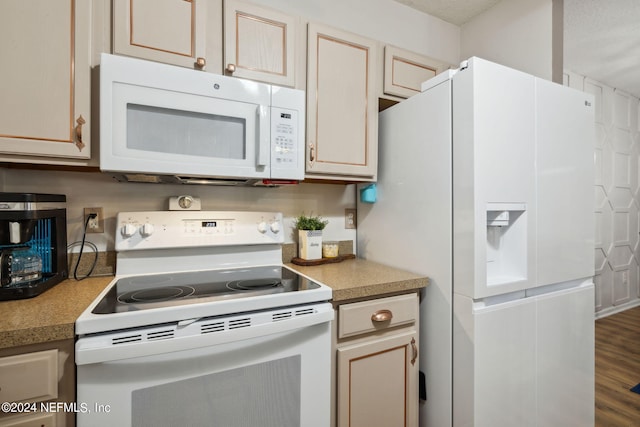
left=0, top=412, right=56, bottom=427
left=0, top=350, right=57, bottom=403
left=338, top=293, right=418, bottom=339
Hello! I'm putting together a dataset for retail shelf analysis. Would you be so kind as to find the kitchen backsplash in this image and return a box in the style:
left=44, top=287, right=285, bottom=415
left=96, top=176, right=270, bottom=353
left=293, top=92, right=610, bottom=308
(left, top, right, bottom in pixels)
left=68, top=240, right=355, bottom=278
left=0, top=167, right=357, bottom=254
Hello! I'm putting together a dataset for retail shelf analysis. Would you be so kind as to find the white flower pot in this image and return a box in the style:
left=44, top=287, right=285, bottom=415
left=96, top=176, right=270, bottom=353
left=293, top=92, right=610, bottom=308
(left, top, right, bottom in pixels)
left=298, top=230, right=323, bottom=260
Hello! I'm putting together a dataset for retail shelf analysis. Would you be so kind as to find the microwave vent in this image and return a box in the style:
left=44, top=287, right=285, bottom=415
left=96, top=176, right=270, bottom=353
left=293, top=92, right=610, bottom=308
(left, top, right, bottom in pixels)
left=109, top=172, right=297, bottom=187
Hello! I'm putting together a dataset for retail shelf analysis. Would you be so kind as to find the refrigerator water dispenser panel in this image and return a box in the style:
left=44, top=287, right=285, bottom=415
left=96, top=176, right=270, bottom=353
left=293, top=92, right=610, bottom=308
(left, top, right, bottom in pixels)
left=486, top=203, right=527, bottom=287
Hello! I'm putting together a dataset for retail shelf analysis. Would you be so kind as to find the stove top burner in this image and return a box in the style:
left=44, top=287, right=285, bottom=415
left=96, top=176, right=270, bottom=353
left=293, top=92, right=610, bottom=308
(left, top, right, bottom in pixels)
left=91, top=266, right=321, bottom=314
left=226, top=278, right=282, bottom=291
left=118, top=286, right=196, bottom=304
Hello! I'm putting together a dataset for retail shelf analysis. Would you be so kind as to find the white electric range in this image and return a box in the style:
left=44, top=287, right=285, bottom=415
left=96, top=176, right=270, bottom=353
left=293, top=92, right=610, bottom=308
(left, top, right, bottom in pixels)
left=75, top=210, right=333, bottom=427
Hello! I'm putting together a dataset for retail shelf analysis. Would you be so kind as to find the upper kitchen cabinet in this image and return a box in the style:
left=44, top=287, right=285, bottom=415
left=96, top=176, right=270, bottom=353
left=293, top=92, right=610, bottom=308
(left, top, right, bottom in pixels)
left=383, top=45, right=449, bottom=99
left=0, top=0, right=91, bottom=160
left=113, top=0, right=209, bottom=69
left=223, top=0, right=301, bottom=88
left=306, top=23, right=378, bottom=181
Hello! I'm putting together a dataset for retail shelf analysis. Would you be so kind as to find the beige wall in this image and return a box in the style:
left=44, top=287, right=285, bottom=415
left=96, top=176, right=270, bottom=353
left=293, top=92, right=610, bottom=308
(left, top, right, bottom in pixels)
left=461, top=0, right=556, bottom=81
left=2, top=168, right=357, bottom=253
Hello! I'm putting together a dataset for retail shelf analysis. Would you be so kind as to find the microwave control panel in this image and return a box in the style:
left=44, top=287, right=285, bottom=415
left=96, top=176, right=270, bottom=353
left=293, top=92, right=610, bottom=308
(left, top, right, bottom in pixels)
left=271, top=107, right=299, bottom=173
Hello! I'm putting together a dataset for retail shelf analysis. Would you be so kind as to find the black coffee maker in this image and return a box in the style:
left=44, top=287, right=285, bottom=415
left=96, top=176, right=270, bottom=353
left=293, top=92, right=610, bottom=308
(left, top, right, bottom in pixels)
left=0, top=193, right=68, bottom=300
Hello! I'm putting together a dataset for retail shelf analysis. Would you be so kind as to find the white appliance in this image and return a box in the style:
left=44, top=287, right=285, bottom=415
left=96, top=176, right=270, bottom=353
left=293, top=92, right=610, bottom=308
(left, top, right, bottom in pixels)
left=76, top=211, right=333, bottom=427
left=100, top=53, right=305, bottom=186
left=357, top=57, right=595, bottom=427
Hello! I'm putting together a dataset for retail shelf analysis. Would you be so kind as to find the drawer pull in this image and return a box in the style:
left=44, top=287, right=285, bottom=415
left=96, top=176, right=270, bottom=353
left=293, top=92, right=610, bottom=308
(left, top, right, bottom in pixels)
left=411, top=337, right=418, bottom=365
left=371, top=309, right=393, bottom=322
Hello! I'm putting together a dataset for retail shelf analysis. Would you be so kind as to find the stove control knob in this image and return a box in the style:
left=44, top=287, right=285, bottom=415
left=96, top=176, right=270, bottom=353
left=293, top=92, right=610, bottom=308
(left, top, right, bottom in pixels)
left=140, top=223, right=155, bottom=237
left=270, top=221, right=281, bottom=234
left=257, top=221, right=268, bottom=234
left=120, top=223, right=138, bottom=238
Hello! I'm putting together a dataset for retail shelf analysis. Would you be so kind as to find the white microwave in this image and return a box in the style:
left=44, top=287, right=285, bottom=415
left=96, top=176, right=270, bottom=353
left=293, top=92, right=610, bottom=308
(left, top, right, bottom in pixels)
left=99, top=54, right=305, bottom=185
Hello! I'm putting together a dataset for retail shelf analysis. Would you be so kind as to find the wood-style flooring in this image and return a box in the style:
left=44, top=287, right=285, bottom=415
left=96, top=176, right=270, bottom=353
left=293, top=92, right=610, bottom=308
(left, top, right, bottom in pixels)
left=596, top=306, right=640, bottom=426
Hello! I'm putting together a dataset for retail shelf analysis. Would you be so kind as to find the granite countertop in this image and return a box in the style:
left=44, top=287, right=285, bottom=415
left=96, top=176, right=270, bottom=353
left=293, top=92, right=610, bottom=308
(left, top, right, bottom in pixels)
left=0, top=276, right=113, bottom=349
left=0, top=258, right=428, bottom=350
left=287, top=258, right=429, bottom=302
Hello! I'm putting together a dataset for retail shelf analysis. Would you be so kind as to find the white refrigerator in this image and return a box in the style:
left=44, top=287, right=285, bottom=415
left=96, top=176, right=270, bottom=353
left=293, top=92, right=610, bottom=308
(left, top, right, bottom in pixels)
left=357, top=57, right=595, bottom=427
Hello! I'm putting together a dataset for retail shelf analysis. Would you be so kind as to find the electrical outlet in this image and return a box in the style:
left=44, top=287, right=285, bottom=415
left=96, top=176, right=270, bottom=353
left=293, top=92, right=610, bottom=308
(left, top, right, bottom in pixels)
left=345, top=208, right=357, bottom=229
left=84, top=207, right=104, bottom=233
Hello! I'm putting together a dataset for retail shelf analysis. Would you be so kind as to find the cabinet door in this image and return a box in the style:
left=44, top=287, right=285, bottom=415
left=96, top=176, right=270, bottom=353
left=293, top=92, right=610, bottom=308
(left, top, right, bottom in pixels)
left=337, top=330, right=418, bottom=427
left=306, top=23, right=378, bottom=181
left=383, top=45, right=448, bottom=99
left=223, top=0, right=298, bottom=87
left=113, top=0, right=207, bottom=69
left=0, top=350, right=58, bottom=404
left=0, top=0, right=90, bottom=159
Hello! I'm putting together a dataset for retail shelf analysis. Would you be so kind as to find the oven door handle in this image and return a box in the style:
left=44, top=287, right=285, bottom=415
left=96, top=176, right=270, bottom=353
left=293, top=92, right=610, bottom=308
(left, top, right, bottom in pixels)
left=76, top=304, right=334, bottom=365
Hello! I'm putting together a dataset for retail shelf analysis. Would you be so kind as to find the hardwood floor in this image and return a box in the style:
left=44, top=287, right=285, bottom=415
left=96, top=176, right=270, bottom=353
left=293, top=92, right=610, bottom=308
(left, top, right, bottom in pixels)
left=596, top=306, right=640, bottom=426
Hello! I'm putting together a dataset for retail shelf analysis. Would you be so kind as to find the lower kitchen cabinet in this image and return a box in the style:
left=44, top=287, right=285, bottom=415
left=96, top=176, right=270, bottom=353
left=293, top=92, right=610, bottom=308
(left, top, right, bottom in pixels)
left=0, top=340, right=76, bottom=427
left=334, top=293, right=419, bottom=427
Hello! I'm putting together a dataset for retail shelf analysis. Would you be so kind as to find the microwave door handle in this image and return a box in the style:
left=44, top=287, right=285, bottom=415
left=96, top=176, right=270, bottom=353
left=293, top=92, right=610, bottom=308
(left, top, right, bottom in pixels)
left=256, top=105, right=269, bottom=167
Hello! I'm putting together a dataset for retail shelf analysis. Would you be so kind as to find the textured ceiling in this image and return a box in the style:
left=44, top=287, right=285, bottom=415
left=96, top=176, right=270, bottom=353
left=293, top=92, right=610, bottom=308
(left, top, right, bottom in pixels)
left=564, top=0, right=640, bottom=98
left=395, top=0, right=640, bottom=98
left=392, top=0, right=501, bottom=25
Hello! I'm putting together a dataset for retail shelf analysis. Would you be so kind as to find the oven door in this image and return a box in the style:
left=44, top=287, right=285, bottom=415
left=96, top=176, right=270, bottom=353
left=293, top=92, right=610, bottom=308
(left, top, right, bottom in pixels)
left=76, top=303, right=333, bottom=427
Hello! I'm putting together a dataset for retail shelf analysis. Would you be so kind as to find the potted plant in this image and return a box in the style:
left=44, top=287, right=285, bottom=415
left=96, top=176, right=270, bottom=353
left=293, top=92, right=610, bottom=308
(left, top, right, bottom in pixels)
left=294, top=213, right=328, bottom=260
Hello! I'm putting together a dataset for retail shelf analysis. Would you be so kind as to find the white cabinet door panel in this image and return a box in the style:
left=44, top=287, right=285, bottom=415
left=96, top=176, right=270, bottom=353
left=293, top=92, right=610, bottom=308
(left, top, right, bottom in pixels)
left=224, top=0, right=297, bottom=87
left=306, top=23, right=378, bottom=180
left=383, top=45, right=447, bottom=98
left=0, top=0, right=91, bottom=159
left=337, top=330, right=418, bottom=427
left=113, top=0, right=207, bottom=69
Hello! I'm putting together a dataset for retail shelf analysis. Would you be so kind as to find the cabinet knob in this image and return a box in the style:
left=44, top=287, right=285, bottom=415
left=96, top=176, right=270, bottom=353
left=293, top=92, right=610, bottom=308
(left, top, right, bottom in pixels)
left=371, top=309, right=393, bottom=322
left=195, top=57, right=206, bottom=69
left=226, top=63, right=236, bottom=74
